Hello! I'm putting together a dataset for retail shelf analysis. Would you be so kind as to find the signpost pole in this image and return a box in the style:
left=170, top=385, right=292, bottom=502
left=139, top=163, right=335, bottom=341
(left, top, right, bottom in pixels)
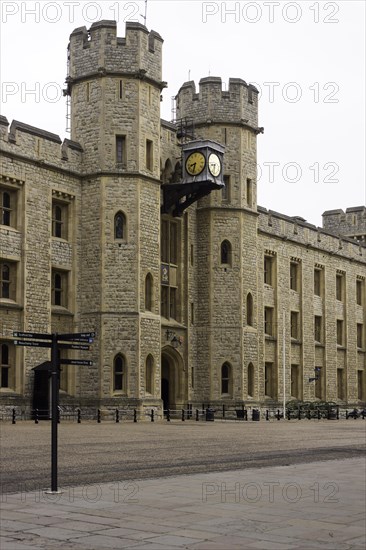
left=50, top=333, right=60, bottom=493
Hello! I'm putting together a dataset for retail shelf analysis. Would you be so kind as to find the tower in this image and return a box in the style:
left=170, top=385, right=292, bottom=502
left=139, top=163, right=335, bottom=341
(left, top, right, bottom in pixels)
left=176, top=77, right=262, bottom=406
left=66, top=21, right=165, bottom=409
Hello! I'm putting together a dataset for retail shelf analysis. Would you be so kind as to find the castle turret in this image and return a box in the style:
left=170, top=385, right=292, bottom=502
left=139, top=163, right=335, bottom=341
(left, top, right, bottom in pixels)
left=176, top=77, right=262, bottom=406
left=67, top=21, right=165, bottom=175
left=65, top=21, right=165, bottom=409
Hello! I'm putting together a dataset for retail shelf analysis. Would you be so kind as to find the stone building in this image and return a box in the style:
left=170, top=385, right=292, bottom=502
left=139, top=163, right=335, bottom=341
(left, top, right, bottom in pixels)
left=0, top=21, right=365, bottom=416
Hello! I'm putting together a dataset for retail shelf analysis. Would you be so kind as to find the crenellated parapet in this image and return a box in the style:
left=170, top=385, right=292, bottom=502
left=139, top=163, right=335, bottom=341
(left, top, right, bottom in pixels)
left=176, top=77, right=260, bottom=131
left=0, top=118, right=83, bottom=172
left=68, top=21, right=164, bottom=90
left=322, top=206, right=366, bottom=244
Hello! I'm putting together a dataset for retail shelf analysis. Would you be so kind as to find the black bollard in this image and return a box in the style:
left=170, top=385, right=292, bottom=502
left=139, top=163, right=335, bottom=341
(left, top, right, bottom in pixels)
left=317, top=408, right=321, bottom=420
left=167, top=409, right=170, bottom=422
left=116, top=409, right=119, bottom=423
left=151, top=409, right=154, bottom=422
left=336, top=406, right=339, bottom=420
left=77, top=408, right=81, bottom=423
left=266, top=409, right=269, bottom=421
left=298, top=408, right=301, bottom=421
left=12, top=408, right=16, bottom=424
left=276, top=409, right=281, bottom=421
left=287, top=409, right=291, bottom=421
left=244, top=409, right=248, bottom=421
left=35, top=409, right=39, bottom=424
left=306, top=409, right=311, bottom=420
left=196, top=409, right=199, bottom=421
left=223, top=404, right=225, bottom=419
left=133, top=409, right=137, bottom=422
left=182, top=409, right=185, bottom=422
left=97, top=409, right=101, bottom=423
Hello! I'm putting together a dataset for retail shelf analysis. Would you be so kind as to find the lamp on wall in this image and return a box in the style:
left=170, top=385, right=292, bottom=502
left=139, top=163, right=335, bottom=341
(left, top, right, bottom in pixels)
left=165, top=330, right=182, bottom=348
left=309, top=367, right=321, bottom=383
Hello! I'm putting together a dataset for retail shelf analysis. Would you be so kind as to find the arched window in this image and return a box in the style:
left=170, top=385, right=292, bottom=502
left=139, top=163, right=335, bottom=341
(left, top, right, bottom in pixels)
left=221, top=362, right=231, bottom=395
left=161, top=158, right=173, bottom=183
left=247, top=363, right=254, bottom=397
left=220, top=240, right=232, bottom=265
left=145, top=273, right=153, bottom=311
left=246, top=293, right=253, bottom=326
left=145, top=354, right=154, bottom=394
left=114, top=354, right=126, bottom=392
left=114, top=211, right=126, bottom=240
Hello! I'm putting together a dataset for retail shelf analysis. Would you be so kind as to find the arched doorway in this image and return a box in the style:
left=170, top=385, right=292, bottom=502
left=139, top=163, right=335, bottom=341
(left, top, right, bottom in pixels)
left=161, top=347, right=185, bottom=413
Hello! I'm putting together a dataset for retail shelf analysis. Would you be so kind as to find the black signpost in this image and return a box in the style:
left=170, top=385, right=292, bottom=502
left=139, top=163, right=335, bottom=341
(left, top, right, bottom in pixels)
left=14, top=331, right=94, bottom=493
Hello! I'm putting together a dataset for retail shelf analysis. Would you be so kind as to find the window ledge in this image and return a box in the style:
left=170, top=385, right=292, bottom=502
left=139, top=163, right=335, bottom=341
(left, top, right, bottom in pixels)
left=265, top=335, right=276, bottom=341
left=51, top=306, right=74, bottom=316
left=291, top=339, right=302, bottom=345
left=0, top=225, right=20, bottom=234
left=315, top=342, right=325, bottom=348
left=336, top=345, right=346, bottom=350
left=51, top=237, right=69, bottom=243
left=0, top=299, right=23, bottom=310
left=0, top=388, right=16, bottom=394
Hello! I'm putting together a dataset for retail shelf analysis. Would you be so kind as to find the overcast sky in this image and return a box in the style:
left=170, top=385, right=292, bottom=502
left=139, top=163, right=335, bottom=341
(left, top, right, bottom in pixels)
left=1, top=0, right=365, bottom=226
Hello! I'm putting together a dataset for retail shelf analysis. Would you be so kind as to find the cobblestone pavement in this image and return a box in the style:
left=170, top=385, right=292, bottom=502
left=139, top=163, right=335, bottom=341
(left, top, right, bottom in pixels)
left=1, top=421, right=365, bottom=549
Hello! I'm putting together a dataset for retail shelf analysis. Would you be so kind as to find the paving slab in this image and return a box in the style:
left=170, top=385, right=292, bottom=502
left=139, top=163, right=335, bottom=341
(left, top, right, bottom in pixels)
left=1, top=456, right=365, bottom=549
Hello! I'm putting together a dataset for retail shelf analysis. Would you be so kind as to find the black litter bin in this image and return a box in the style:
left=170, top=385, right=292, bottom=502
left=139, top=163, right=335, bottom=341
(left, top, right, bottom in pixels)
left=206, top=408, right=215, bottom=421
left=252, top=409, right=260, bottom=421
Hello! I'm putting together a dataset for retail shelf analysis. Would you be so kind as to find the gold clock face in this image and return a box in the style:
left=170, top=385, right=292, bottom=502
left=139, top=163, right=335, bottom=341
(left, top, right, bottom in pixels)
left=185, top=151, right=206, bottom=176
left=208, top=153, right=221, bottom=177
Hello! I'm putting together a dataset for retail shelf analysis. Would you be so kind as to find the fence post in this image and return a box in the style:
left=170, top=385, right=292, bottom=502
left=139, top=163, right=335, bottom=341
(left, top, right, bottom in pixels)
left=12, top=408, right=16, bottom=424
left=182, top=409, right=185, bottom=422
left=317, top=408, right=321, bottom=420
left=97, top=409, right=101, bottom=423
left=167, top=409, right=170, bottom=422
left=134, top=409, right=137, bottom=422
left=222, top=404, right=225, bottom=419
left=298, top=408, right=301, bottom=420
left=196, top=408, right=199, bottom=421
left=287, top=409, right=290, bottom=421
left=151, top=409, right=154, bottom=422
left=77, top=408, right=81, bottom=423
left=266, top=410, right=269, bottom=421
left=306, top=409, right=311, bottom=420
left=336, top=406, right=339, bottom=420
left=35, top=409, right=39, bottom=424
left=116, top=409, right=119, bottom=423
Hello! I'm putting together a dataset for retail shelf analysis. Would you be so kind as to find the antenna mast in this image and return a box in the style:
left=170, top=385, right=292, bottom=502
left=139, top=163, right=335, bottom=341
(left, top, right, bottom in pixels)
left=141, top=0, right=148, bottom=26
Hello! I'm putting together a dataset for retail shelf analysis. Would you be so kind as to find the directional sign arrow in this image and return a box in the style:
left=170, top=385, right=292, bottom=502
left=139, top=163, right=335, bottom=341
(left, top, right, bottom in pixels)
left=58, top=343, right=90, bottom=351
left=58, top=332, right=95, bottom=342
left=14, top=340, right=52, bottom=348
left=59, top=359, right=93, bottom=366
left=13, top=332, right=52, bottom=340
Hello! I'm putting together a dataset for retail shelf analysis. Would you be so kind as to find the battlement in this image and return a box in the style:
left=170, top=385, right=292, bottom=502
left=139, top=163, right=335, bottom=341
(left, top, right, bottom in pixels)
left=258, top=206, right=365, bottom=258
left=0, top=118, right=83, bottom=172
left=68, top=21, right=164, bottom=87
left=322, top=206, right=366, bottom=244
left=176, top=77, right=259, bottom=129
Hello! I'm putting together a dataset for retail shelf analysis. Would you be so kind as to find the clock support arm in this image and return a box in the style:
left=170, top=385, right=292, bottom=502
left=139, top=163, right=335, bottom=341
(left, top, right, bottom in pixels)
left=161, top=180, right=223, bottom=217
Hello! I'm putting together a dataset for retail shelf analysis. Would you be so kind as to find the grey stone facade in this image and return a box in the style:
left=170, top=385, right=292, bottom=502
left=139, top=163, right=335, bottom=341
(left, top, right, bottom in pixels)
left=0, top=21, right=365, bottom=417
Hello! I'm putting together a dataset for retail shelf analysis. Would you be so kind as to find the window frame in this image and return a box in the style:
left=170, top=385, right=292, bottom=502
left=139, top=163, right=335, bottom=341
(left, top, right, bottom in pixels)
left=221, top=362, right=232, bottom=395
left=114, top=211, right=126, bottom=241
left=51, top=269, right=68, bottom=309
left=113, top=354, right=126, bottom=393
